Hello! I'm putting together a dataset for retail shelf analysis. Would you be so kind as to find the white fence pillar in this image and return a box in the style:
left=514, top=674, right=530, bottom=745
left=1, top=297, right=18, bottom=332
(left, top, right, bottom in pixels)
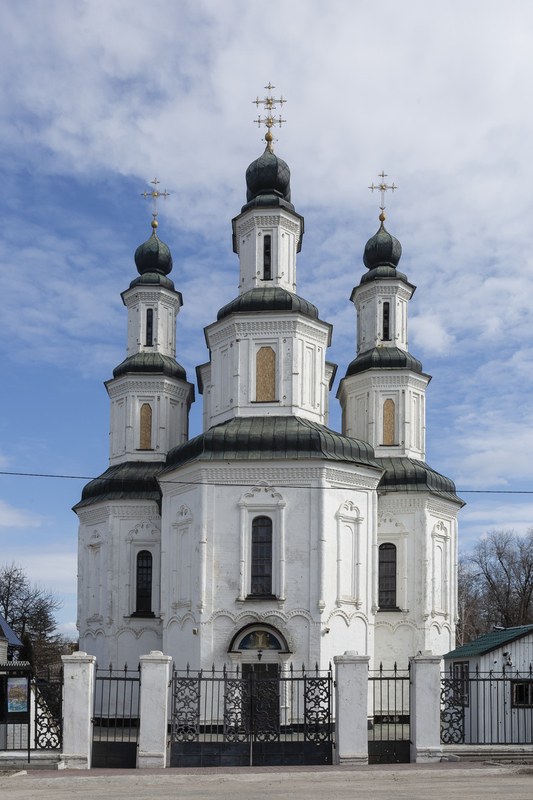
left=138, top=650, right=172, bottom=768
left=334, top=651, right=370, bottom=765
left=410, top=652, right=443, bottom=763
left=60, top=652, right=96, bottom=769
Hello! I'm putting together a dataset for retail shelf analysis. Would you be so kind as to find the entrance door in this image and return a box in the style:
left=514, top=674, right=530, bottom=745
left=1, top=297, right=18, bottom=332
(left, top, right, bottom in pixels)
left=241, top=663, right=280, bottom=740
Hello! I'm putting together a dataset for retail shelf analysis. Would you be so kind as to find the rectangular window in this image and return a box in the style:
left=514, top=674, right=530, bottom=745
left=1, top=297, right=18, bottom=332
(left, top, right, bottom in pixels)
left=512, top=680, right=533, bottom=708
left=250, top=516, right=273, bottom=596
left=378, top=543, right=397, bottom=608
left=383, top=301, right=390, bottom=341
left=146, top=308, right=154, bottom=347
left=263, top=235, right=272, bottom=280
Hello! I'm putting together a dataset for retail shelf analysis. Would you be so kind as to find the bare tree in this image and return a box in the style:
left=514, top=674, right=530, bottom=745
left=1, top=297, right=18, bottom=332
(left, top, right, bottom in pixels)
left=0, top=562, right=62, bottom=671
left=458, top=530, right=533, bottom=642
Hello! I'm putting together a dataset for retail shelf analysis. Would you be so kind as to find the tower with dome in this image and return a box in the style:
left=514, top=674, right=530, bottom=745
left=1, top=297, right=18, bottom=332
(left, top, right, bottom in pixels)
left=75, top=88, right=462, bottom=671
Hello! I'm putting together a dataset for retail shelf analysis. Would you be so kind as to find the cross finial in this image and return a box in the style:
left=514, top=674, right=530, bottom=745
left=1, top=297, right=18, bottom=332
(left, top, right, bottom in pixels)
left=252, top=82, right=287, bottom=152
left=141, top=178, right=170, bottom=229
left=369, top=171, right=397, bottom=222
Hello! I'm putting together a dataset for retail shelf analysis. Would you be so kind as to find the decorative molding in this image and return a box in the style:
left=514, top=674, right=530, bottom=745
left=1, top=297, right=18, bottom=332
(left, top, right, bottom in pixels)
left=78, top=504, right=160, bottom=524
left=236, top=213, right=301, bottom=238
left=126, top=520, right=161, bottom=543
left=108, top=379, right=192, bottom=398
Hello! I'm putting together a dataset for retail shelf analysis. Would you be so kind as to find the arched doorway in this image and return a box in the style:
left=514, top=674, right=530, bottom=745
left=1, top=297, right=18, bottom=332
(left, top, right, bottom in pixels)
left=228, top=624, right=289, bottom=737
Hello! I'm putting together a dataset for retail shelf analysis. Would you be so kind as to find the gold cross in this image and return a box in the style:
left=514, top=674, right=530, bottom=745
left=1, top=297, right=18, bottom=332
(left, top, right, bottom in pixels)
left=141, top=178, right=170, bottom=224
left=252, top=83, right=287, bottom=151
left=369, top=171, right=397, bottom=219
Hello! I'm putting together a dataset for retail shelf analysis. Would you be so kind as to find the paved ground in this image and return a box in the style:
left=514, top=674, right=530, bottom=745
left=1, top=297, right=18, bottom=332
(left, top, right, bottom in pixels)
left=1, top=763, right=533, bottom=800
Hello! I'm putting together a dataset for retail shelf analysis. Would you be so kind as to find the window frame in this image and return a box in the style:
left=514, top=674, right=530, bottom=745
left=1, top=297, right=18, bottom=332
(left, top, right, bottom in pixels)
left=250, top=516, right=274, bottom=597
left=378, top=542, right=399, bottom=610
left=238, top=485, right=286, bottom=602
left=133, top=549, right=155, bottom=617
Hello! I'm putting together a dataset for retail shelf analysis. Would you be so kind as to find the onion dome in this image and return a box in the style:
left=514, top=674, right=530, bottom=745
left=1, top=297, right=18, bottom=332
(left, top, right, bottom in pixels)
left=363, top=220, right=402, bottom=270
left=241, top=142, right=295, bottom=213
left=134, top=219, right=173, bottom=277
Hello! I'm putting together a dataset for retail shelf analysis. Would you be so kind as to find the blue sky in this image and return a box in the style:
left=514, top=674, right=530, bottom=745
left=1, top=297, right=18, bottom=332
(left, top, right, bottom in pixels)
left=2, top=0, right=533, bottom=637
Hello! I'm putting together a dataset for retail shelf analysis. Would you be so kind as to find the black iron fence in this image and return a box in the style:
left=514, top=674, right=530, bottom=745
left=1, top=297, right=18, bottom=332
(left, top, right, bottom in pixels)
left=441, top=665, right=533, bottom=745
left=170, top=663, right=333, bottom=766
left=0, top=662, right=62, bottom=761
left=368, top=663, right=410, bottom=763
left=92, top=664, right=140, bottom=768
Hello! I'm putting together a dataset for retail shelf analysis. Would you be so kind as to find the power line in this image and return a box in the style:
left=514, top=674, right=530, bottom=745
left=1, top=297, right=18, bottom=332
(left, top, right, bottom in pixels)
left=1, top=469, right=533, bottom=494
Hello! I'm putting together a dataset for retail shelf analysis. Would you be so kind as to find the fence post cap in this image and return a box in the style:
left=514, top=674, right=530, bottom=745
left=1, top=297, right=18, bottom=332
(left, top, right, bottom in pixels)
left=333, top=652, right=371, bottom=665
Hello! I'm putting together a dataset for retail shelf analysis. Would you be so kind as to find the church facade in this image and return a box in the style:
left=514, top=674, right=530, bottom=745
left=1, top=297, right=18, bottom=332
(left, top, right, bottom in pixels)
left=75, top=121, right=462, bottom=672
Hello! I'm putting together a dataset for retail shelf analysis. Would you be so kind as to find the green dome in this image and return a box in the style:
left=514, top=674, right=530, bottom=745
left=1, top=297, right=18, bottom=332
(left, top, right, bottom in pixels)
left=164, top=416, right=380, bottom=471
left=217, top=287, right=319, bottom=321
left=134, top=229, right=173, bottom=276
left=74, top=461, right=165, bottom=509
left=240, top=147, right=296, bottom=213
left=345, top=347, right=423, bottom=377
left=112, top=352, right=187, bottom=380
left=375, top=456, right=463, bottom=505
left=363, top=222, right=402, bottom=270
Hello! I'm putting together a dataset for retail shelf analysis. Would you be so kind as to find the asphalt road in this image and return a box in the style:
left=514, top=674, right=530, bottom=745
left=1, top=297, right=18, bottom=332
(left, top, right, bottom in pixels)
left=1, top=764, right=533, bottom=800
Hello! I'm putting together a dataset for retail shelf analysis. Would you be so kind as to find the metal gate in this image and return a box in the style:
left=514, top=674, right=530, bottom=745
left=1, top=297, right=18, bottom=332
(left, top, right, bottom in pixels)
left=170, top=663, right=333, bottom=767
left=0, top=662, right=62, bottom=761
left=92, top=664, right=140, bottom=768
left=368, top=663, right=410, bottom=763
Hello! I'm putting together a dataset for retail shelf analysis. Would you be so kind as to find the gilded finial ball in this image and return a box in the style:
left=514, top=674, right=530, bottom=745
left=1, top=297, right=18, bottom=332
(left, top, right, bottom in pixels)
left=151, top=218, right=158, bottom=229
left=379, top=212, right=386, bottom=222
left=265, top=131, right=273, bottom=142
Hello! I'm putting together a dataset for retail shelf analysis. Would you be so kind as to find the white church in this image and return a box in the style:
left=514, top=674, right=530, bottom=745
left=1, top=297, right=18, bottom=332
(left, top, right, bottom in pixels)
left=74, top=95, right=463, bottom=672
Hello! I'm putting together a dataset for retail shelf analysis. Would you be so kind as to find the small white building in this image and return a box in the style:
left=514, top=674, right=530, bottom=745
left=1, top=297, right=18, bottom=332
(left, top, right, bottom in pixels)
left=75, top=110, right=463, bottom=672
left=443, top=625, right=533, bottom=744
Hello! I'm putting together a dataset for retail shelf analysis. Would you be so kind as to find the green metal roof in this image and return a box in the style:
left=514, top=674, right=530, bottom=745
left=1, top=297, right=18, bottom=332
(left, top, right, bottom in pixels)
left=375, top=456, right=464, bottom=505
left=112, top=352, right=187, bottom=380
left=217, top=287, right=319, bottom=322
left=164, top=416, right=381, bottom=472
left=74, top=461, right=165, bottom=510
left=444, top=625, right=533, bottom=659
left=345, top=346, right=425, bottom=377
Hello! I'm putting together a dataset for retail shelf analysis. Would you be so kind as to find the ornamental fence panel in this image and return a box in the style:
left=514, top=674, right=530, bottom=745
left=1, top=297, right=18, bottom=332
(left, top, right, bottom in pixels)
left=441, top=665, right=533, bottom=745
left=170, top=663, right=333, bottom=767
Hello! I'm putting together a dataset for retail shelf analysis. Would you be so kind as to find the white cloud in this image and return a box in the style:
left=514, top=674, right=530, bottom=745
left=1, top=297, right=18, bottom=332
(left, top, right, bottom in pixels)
left=0, top=500, right=43, bottom=529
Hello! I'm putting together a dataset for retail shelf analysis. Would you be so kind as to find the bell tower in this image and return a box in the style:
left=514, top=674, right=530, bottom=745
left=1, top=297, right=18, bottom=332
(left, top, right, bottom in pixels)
left=337, top=175, right=430, bottom=460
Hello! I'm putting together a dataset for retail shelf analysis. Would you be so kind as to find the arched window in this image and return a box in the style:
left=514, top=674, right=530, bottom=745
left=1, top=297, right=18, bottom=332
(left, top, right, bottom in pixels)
left=256, top=346, right=276, bottom=402
left=140, top=403, right=152, bottom=449
left=145, top=308, right=154, bottom=346
left=250, top=516, right=273, bottom=596
left=383, top=399, right=395, bottom=446
left=135, top=550, right=153, bottom=614
left=382, top=301, right=390, bottom=341
left=378, top=543, right=397, bottom=609
left=263, top=234, right=272, bottom=280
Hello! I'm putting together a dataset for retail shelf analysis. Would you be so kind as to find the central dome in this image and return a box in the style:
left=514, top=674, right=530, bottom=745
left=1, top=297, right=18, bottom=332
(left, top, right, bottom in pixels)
left=245, top=147, right=292, bottom=205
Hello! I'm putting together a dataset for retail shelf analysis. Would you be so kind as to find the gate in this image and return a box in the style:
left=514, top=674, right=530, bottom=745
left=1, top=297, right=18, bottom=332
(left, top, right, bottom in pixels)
left=92, top=664, right=140, bottom=768
left=170, top=663, right=333, bottom=767
left=0, top=662, right=62, bottom=761
left=368, top=663, right=410, bottom=763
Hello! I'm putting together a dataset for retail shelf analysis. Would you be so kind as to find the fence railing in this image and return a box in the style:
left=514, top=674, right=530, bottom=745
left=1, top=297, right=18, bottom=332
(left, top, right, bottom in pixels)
left=171, top=663, right=333, bottom=745
left=0, top=662, right=62, bottom=760
left=441, top=666, right=533, bottom=745
left=368, top=663, right=410, bottom=763
left=93, top=664, right=140, bottom=744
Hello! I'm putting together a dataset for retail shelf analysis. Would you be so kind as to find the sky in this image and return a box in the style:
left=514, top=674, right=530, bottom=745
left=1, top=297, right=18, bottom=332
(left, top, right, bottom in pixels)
left=2, top=0, right=533, bottom=637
